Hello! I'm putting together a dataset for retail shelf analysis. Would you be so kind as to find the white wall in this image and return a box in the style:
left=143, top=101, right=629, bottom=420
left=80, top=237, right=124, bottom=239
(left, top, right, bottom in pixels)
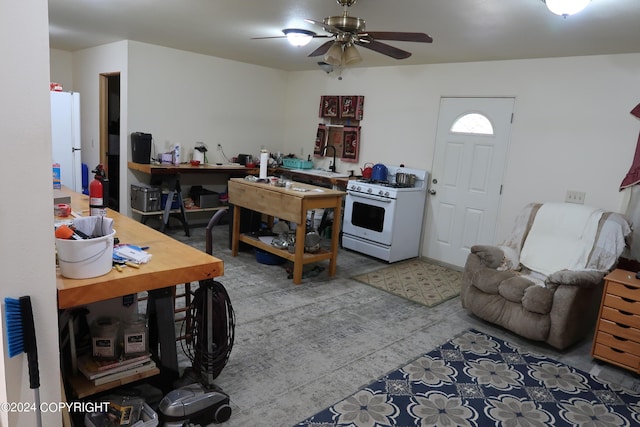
left=127, top=41, right=288, bottom=164
left=54, top=41, right=289, bottom=212
left=49, top=48, right=74, bottom=91
left=284, top=54, right=640, bottom=248
left=1, top=1, right=62, bottom=425
left=52, top=45, right=640, bottom=255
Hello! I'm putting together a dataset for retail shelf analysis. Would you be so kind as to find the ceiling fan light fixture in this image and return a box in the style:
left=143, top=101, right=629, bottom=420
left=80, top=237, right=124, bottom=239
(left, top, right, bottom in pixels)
left=543, top=0, right=590, bottom=17
left=343, top=43, right=362, bottom=65
left=324, top=42, right=344, bottom=66
left=282, top=28, right=316, bottom=47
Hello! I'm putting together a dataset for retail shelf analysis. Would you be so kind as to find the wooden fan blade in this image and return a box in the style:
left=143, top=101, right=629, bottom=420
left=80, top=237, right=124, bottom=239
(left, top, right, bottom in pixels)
left=308, top=40, right=335, bottom=57
left=355, top=39, right=412, bottom=60
left=363, top=31, right=433, bottom=43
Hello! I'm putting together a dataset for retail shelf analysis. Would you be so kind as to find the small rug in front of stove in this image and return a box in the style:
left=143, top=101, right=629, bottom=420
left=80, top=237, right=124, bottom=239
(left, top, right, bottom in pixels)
left=294, top=328, right=640, bottom=427
left=351, top=258, right=462, bottom=308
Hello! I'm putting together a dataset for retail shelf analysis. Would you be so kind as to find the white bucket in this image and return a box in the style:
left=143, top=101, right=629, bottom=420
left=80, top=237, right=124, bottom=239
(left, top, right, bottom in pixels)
left=56, top=230, right=116, bottom=279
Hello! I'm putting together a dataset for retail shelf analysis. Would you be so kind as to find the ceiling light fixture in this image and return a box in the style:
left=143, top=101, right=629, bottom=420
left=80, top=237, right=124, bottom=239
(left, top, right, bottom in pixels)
left=282, top=29, right=316, bottom=47
left=324, top=42, right=344, bottom=66
left=317, top=62, right=334, bottom=74
left=543, top=0, right=590, bottom=17
left=342, top=43, right=362, bottom=66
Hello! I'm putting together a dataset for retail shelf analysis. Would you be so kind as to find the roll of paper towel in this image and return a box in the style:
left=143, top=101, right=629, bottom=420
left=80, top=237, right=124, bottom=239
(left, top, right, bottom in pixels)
left=259, top=150, right=269, bottom=179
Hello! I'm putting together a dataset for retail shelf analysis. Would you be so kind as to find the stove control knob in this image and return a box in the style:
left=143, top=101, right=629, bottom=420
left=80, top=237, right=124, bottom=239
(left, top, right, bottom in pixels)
left=378, top=190, right=384, bottom=196
left=385, top=191, right=390, bottom=197
left=367, top=188, right=372, bottom=194
left=356, top=186, right=361, bottom=191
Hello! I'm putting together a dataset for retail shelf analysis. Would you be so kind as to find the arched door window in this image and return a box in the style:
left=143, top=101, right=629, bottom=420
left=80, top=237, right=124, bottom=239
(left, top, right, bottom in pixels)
left=450, top=112, right=494, bottom=135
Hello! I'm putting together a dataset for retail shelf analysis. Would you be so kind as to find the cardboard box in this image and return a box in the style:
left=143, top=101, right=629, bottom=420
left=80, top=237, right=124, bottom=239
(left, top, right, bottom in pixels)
left=53, top=163, right=61, bottom=189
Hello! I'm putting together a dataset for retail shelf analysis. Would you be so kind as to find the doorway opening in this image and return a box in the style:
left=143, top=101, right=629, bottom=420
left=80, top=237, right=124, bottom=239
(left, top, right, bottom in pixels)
left=100, top=73, right=121, bottom=212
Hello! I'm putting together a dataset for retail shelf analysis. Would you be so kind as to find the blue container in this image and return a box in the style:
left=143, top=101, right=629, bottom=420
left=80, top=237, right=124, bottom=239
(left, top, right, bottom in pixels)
left=255, top=249, right=286, bottom=265
left=161, top=193, right=180, bottom=209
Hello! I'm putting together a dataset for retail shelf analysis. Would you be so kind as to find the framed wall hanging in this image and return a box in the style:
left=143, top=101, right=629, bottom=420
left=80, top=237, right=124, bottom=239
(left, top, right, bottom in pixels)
left=341, top=126, right=360, bottom=162
left=314, top=124, right=327, bottom=157
left=319, top=96, right=339, bottom=118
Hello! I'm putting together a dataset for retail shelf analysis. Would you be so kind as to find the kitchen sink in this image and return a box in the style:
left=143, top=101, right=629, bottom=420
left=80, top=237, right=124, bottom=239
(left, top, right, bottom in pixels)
left=290, top=169, right=350, bottom=178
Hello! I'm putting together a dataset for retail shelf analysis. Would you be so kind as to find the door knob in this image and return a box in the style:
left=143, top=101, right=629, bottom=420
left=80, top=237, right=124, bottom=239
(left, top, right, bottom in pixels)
left=429, top=189, right=436, bottom=195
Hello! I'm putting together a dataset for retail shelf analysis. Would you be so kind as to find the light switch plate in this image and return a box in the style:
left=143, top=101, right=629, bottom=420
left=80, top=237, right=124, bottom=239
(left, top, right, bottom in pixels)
left=566, top=190, right=586, bottom=204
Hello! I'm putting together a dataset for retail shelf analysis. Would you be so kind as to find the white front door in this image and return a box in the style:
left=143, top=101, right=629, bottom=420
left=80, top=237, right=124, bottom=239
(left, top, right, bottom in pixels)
left=424, top=97, right=514, bottom=267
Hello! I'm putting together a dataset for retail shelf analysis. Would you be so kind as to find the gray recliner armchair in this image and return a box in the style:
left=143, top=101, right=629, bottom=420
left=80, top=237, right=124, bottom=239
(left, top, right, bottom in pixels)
left=461, top=203, right=630, bottom=350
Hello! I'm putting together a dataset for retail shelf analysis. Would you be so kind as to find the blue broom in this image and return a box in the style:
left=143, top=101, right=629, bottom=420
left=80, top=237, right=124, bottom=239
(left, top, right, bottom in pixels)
left=5, top=296, right=42, bottom=427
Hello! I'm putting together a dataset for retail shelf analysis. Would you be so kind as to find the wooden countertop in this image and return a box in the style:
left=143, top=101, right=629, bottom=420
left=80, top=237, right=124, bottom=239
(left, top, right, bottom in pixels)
left=228, top=178, right=346, bottom=224
left=128, top=161, right=260, bottom=175
left=276, top=168, right=352, bottom=188
left=56, top=188, right=223, bottom=309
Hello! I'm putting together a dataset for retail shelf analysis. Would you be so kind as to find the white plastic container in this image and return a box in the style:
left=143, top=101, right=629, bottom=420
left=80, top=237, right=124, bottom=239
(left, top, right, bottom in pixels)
left=123, top=316, right=149, bottom=357
left=91, top=316, right=121, bottom=360
left=56, top=230, right=116, bottom=279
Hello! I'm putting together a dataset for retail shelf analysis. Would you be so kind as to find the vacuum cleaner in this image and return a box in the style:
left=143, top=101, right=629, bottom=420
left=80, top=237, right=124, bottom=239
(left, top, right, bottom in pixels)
left=158, top=279, right=235, bottom=425
left=159, top=382, right=231, bottom=426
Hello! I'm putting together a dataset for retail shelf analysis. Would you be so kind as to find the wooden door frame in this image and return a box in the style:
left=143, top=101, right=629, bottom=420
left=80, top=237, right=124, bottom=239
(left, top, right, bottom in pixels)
left=98, top=72, right=119, bottom=169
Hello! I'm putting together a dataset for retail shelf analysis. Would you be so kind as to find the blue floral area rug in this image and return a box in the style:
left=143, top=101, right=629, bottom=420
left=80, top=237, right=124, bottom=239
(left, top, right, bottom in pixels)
left=294, top=329, right=640, bottom=427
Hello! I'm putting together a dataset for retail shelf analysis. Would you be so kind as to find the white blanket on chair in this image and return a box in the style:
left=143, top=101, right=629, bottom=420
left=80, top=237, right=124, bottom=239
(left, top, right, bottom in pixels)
left=520, top=203, right=604, bottom=276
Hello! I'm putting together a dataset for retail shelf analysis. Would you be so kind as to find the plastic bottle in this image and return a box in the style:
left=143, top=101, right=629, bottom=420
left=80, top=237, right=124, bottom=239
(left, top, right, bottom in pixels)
left=173, top=143, right=181, bottom=165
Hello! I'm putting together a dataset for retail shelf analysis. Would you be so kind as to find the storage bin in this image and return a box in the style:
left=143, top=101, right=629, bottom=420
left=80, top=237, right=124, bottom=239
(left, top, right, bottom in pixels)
left=84, top=401, right=158, bottom=427
left=131, top=184, right=161, bottom=212
left=255, top=248, right=286, bottom=265
left=161, top=192, right=180, bottom=210
left=282, top=158, right=313, bottom=169
left=189, top=185, right=220, bottom=208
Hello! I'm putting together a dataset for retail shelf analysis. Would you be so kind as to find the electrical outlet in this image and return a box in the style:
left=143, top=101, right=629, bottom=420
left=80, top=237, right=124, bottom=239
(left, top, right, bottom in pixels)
left=217, top=143, right=222, bottom=151
left=565, top=190, right=586, bottom=204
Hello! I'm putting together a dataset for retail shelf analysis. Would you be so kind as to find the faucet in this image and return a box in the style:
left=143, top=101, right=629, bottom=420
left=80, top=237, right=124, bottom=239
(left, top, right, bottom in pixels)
left=321, top=144, right=337, bottom=173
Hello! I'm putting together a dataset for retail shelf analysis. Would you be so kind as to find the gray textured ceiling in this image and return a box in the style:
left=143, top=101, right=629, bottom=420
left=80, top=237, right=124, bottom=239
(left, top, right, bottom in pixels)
left=48, top=0, right=640, bottom=71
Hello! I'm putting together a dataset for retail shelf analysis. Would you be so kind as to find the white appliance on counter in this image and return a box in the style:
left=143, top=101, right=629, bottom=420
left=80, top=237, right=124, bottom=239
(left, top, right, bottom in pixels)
left=342, top=165, right=428, bottom=263
left=51, top=91, right=82, bottom=192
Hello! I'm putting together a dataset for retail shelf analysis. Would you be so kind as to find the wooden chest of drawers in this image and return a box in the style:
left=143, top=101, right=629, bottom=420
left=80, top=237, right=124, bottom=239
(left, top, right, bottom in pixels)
left=591, top=269, right=640, bottom=373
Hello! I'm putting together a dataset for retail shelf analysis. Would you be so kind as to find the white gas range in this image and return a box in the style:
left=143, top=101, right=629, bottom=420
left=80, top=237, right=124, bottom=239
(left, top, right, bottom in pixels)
left=342, top=165, right=429, bottom=263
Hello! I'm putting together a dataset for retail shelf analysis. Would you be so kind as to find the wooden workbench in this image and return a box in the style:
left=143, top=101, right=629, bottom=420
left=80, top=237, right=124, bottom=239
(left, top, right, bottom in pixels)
left=56, top=187, right=224, bottom=397
left=128, top=161, right=261, bottom=236
left=228, top=178, right=345, bottom=284
left=128, top=161, right=260, bottom=176
left=56, top=187, right=223, bottom=308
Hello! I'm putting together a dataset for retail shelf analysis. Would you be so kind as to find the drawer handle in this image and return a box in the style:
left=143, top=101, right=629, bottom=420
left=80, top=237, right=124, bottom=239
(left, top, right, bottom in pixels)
left=619, top=310, right=633, bottom=316
left=615, top=322, right=631, bottom=329
left=612, top=335, right=628, bottom=342
left=611, top=347, right=624, bottom=353
left=623, top=284, right=638, bottom=291
left=622, top=297, right=636, bottom=303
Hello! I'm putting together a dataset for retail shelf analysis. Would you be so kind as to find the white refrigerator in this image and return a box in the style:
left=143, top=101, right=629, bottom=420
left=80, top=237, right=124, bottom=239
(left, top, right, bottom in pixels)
left=51, top=91, right=82, bottom=192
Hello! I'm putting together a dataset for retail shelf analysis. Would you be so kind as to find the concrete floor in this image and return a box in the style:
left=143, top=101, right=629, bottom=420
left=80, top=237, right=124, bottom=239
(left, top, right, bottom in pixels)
left=163, top=220, right=640, bottom=427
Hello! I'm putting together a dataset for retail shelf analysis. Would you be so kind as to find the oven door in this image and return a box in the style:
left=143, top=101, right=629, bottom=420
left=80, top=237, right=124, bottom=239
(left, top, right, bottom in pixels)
left=343, top=192, right=395, bottom=246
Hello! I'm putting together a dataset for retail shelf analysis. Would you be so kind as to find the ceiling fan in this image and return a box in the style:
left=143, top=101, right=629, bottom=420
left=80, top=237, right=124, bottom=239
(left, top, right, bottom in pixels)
left=252, top=0, right=433, bottom=66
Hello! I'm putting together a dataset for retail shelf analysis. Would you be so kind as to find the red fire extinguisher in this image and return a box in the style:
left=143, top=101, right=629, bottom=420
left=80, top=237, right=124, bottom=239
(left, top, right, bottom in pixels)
left=89, top=164, right=109, bottom=216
